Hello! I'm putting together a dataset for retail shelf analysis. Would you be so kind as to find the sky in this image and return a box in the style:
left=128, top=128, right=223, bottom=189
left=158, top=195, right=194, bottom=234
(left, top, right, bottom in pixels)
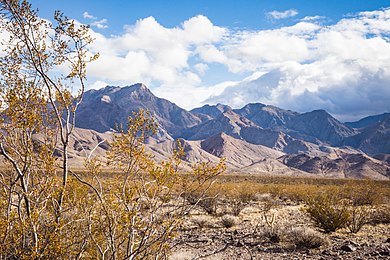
left=28, top=0, right=390, bottom=121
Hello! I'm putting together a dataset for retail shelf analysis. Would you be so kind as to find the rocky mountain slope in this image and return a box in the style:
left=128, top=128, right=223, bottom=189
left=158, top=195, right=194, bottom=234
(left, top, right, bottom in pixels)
left=344, top=114, right=390, bottom=155
left=76, top=84, right=203, bottom=137
left=69, top=84, right=390, bottom=179
left=234, top=103, right=298, bottom=128
left=281, top=149, right=390, bottom=180
left=346, top=113, right=390, bottom=129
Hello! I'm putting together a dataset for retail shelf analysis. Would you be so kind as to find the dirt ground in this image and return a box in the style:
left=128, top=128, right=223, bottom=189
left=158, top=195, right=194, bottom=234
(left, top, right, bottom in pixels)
left=170, top=198, right=390, bottom=259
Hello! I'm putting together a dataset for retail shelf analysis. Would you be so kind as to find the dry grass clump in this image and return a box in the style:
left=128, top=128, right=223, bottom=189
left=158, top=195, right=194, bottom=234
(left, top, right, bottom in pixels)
left=229, top=188, right=257, bottom=216
left=261, top=225, right=284, bottom=243
left=191, top=215, right=212, bottom=229
left=288, top=227, right=327, bottom=249
left=230, top=199, right=246, bottom=216
left=221, top=214, right=238, bottom=228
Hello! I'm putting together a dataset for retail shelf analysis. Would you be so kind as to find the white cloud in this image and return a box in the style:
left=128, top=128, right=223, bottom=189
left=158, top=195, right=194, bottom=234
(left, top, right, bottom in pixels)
left=83, top=11, right=108, bottom=29
left=153, top=79, right=237, bottom=109
left=196, top=44, right=228, bottom=63
left=87, top=15, right=226, bottom=91
left=268, top=9, right=299, bottom=20
left=194, top=63, right=209, bottom=75
left=204, top=8, right=390, bottom=119
left=83, top=12, right=96, bottom=20
left=88, top=80, right=109, bottom=90
left=82, top=8, right=390, bottom=119
left=91, top=19, right=108, bottom=29
left=301, top=15, right=325, bottom=21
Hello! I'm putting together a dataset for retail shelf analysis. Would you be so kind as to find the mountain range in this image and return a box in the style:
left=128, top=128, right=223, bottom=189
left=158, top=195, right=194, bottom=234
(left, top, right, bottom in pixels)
left=70, top=83, right=390, bottom=179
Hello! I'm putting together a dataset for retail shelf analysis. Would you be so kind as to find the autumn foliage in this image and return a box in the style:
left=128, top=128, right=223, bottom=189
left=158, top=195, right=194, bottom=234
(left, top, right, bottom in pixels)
left=0, top=1, right=225, bottom=258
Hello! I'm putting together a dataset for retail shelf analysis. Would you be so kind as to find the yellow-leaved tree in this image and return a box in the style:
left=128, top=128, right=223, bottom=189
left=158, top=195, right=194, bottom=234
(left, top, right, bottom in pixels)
left=0, top=0, right=225, bottom=258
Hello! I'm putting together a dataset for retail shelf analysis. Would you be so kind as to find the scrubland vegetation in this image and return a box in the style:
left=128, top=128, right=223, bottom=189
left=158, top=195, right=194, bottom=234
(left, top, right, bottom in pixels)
left=171, top=176, right=390, bottom=258
left=0, top=1, right=389, bottom=259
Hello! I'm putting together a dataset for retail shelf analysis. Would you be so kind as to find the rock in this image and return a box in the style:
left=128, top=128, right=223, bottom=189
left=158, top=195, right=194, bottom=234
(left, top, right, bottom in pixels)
left=322, top=250, right=338, bottom=257
left=340, top=244, right=357, bottom=252
left=378, top=251, right=390, bottom=256
left=386, top=238, right=390, bottom=243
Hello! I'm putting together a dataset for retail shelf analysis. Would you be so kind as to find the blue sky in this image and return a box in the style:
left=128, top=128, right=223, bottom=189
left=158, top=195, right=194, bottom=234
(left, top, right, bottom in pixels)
left=29, top=0, right=390, bottom=120
left=32, top=0, right=389, bottom=32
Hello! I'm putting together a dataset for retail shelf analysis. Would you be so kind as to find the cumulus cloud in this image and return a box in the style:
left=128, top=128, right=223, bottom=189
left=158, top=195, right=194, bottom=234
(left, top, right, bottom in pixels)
left=83, top=11, right=108, bottom=29
left=88, top=80, right=110, bottom=90
left=83, top=12, right=96, bottom=20
left=268, top=9, right=299, bottom=20
left=91, top=19, right=108, bottom=29
left=301, top=15, right=325, bottom=21
left=204, top=8, right=390, bottom=120
left=85, top=15, right=226, bottom=109
left=194, top=63, right=209, bottom=75
left=83, top=8, right=390, bottom=119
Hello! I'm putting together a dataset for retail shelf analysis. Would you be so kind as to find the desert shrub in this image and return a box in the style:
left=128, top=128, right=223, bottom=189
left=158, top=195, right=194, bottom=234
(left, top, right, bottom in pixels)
left=370, top=205, right=390, bottom=225
left=191, top=215, right=212, bottom=229
left=304, top=192, right=350, bottom=233
left=0, top=108, right=225, bottom=259
left=226, top=186, right=257, bottom=216
left=257, top=193, right=279, bottom=215
left=260, top=200, right=281, bottom=243
left=221, top=214, right=238, bottom=228
left=342, top=181, right=381, bottom=206
left=198, top=196, right=218, bottom=215
left=347, top=206, right=372, bottom=233
left=262, top=225, right=283, bottom=243
left=182, top=191, right=203, bottom=205
left=230, top=199, right=245, bottom=216
left=288, top=227, right=327, bottom=249
left=237, top=186, right=257, bottom=203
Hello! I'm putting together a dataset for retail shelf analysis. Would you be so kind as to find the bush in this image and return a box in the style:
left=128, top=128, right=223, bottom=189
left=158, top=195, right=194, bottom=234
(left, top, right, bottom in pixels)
left=182, top=191, right=202, bottom=205
left=221, top=215, right=238, bottom=228
left=347, top=206, right=372, bottom=233
left=223, top=186, right=257, bottom=216
left=304, top=192, right=350, bottom=233
left=262, top=225, right=283, bottom=243
left=198, top=196, right=218, bottom=215
left=230, top=199, right=245, bottom=216
left=288, top=227, right=327, bottom=249
left=262, top=196, right=279, bottom=212
left=342, top=181, right=381, bottom=206
left=370, top=205, right=390, bottom=225
left=191, top=215, right=211, bottom=229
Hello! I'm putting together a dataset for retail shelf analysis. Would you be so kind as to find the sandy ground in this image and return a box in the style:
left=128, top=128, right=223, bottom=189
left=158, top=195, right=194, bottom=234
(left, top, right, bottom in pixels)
left=170, top=199, right=390, bottom=259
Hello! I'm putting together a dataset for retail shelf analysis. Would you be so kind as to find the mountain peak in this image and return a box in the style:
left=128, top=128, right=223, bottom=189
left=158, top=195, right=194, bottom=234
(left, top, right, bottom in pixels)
left=241, top=103, right=266, bottom=110
left=234, top=102, right=297, bottom=128
left=310, top=109, right=329, bottom=115
left=288, top=109, right=355, bottom=145
left=121, top=83, right=153, bottom=94
left=77, top=83, right=202, bottom=134
left=131, top=82, right=148, bottom=90
left=346, top=112, right=390, bottom=129
left=190, top=103, right=232, bottom=119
